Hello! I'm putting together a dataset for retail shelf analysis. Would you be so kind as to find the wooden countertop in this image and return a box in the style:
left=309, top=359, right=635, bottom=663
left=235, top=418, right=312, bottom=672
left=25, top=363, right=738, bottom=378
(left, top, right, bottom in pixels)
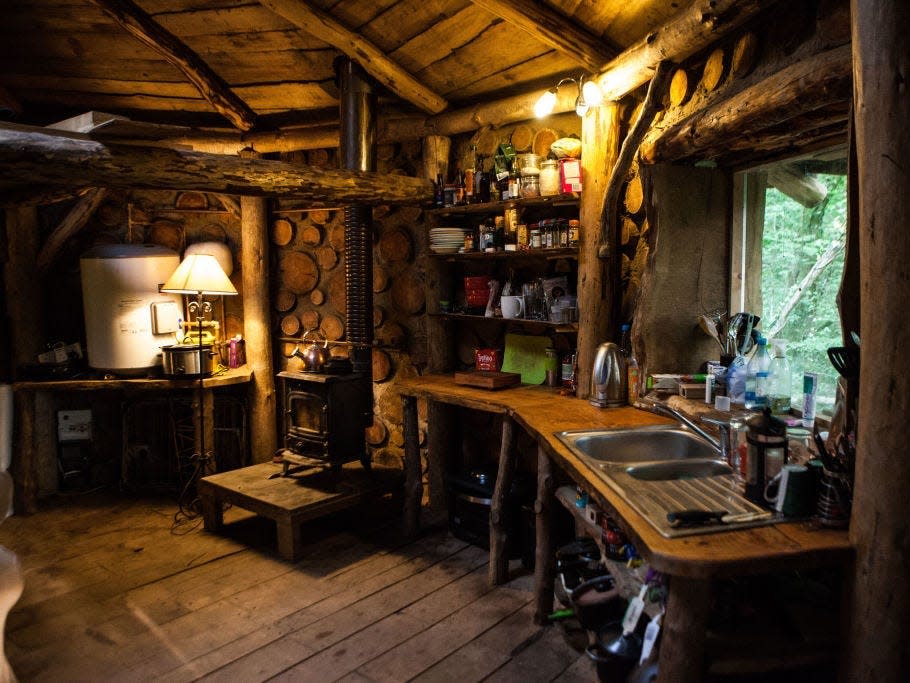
left=399, top=374, right=853, bottom=578
left=12, top=366, right=253, bottom=392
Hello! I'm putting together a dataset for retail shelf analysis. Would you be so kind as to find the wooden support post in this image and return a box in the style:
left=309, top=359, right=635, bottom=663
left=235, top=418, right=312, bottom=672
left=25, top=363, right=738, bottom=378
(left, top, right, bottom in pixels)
left=36, top=187, right=108, bottom=272
left=489, top=414, right=516, bottom=586
left=402, top=394, right=421, bottom=538
left=844, top=2, right=910, bottom=679
left=5, top=207, right=44, bottom=513
left=425, top=400, right=454, bottom=516
left=658, top=576, right=712, bottom=683
left=533, top=444, right=556, bottom=624
left=576, top=104, right=621, bottom=398
left=241, top=184, right=278, bottom=463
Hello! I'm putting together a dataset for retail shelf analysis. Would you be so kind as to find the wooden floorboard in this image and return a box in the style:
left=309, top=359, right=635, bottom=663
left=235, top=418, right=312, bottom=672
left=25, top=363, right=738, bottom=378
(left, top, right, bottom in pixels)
left=0, top=493, right=595, bottom=682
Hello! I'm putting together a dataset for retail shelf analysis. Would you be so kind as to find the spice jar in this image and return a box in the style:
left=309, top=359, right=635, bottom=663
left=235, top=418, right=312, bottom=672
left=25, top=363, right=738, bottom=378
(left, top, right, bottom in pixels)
left=520, top=174, right=540, bottom=198
left=529, top=228, right=541, bottom=248
left=539, top=159, right=560, bottom=196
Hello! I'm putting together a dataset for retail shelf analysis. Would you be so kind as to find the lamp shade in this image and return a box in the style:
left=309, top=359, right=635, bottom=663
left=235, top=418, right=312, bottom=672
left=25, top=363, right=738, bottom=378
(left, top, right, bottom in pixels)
left=161, top=253, right=237, bottom=295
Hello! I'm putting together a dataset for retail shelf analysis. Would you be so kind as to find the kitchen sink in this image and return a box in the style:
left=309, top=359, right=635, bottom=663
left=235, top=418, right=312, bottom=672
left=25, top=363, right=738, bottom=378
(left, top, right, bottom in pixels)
left=555, top=424, right=776, bottom=538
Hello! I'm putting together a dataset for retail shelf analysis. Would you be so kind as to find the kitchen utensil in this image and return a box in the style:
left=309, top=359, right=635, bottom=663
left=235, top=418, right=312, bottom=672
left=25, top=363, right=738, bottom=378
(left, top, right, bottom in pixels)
left=698, top=314, right=724, bottom=350
left=850, top=331, right=861, bottom=347
left=827, top=346, right=860, bottom=381
left=666, top=509, right=774, bottom=527
left=296, top=329, right=330, bottom=372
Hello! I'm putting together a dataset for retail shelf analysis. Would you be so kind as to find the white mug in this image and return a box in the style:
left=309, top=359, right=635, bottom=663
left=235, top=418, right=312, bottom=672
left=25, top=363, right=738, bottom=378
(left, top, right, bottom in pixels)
left=500, top=295, right=524, bottom=319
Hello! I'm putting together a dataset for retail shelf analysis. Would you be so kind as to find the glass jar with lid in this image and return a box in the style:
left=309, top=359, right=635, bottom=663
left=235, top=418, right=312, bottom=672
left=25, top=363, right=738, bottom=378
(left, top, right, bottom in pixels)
left=520, top=174, right=540, bottom=198
left=539, top=159, right=560, bottom=196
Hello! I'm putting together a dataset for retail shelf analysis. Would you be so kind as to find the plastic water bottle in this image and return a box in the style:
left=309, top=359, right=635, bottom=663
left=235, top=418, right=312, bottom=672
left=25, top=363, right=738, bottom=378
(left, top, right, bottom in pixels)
left=744, top=336, right=771, bottom=410
left=767, top=339, right=792, bottom=415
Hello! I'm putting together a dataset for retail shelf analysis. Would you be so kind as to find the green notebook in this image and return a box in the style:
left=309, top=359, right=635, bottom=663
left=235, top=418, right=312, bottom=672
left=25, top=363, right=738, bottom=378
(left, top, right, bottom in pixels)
left=501, top=333, right=551, bottom=385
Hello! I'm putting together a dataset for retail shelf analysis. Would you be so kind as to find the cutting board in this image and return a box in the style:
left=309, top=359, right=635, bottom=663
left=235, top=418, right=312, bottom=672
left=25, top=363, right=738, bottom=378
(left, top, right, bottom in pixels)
left=501, top=333, right=551, bottom=385
left=454, top=370, right=521, bottom=390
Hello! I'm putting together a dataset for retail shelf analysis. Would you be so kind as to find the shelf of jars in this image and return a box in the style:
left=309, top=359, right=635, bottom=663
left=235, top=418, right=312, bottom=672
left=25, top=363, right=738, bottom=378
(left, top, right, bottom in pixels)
left=426, top=247, right=577, bottom=261
left=427, top=194, right=580, bottom=216
left=427, top=311, right=578, bottom=333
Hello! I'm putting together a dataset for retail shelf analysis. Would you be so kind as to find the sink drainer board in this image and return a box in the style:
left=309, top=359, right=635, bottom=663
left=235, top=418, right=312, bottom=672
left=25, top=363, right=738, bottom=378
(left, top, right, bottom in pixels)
left=605, top=469, right=777, bottom=538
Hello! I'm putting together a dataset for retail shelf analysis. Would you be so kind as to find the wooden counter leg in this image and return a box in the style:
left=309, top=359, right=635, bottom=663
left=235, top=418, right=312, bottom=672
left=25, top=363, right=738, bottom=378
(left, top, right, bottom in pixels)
left=200, top=487, right=223, bottom=532
left=426, top=400, right=455, bottom=516
left=658, top=575, right=712, bottom=683
left=275, top=515, right=302, bottom=562
left=489, top=415, right=516, bottom=586
left=534, top=444, right=556, bottom=624
left=402, top=395, right=422, bottom=539
left=11, top=391, right=37, bottom=514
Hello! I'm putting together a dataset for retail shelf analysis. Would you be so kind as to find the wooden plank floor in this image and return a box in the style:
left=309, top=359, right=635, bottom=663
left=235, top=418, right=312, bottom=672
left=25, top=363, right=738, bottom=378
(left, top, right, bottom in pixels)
left=0, top=492, right=596, bottom=682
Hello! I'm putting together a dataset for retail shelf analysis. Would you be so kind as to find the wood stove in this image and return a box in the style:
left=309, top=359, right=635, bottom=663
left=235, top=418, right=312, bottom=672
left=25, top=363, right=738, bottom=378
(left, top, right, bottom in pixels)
left=278, top=370, right=372, bottom=471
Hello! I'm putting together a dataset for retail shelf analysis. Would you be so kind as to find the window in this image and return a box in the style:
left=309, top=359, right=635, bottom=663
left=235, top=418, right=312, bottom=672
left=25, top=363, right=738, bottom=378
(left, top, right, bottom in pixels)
left=732, top=150, right=848, bottom=415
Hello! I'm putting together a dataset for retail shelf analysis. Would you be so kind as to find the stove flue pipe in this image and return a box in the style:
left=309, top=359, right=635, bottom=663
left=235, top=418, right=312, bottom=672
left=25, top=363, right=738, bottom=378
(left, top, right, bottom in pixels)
left=336, top=57, right=376, bottom=373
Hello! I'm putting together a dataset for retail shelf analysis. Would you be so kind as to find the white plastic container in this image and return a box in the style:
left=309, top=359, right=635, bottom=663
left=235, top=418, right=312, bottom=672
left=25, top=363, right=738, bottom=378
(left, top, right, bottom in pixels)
left=539, top=159, right=560, bottom=196
left=80, top=244, right=183, bottom=374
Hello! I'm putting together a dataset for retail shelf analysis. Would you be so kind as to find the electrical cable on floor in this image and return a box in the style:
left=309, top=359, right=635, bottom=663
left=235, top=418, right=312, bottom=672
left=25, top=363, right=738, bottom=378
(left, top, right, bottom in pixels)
left=170, top=451, right=209, bottom=534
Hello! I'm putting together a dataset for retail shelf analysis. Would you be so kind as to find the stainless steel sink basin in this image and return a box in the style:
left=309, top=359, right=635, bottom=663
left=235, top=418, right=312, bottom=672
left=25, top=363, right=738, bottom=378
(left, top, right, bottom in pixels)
left=555, top=424, right=776, bottom=538
left=556, top=425, right=718, bottom=463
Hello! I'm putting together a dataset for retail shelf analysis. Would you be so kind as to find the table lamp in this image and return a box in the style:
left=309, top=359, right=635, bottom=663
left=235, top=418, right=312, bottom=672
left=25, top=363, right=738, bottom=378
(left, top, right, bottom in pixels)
left=161, top=253, right=237, bottom=486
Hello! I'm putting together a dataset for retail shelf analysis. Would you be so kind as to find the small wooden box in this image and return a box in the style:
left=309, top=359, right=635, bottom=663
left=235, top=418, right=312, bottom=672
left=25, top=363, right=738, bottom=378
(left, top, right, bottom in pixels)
left=454, top=370, right=521, bottom=390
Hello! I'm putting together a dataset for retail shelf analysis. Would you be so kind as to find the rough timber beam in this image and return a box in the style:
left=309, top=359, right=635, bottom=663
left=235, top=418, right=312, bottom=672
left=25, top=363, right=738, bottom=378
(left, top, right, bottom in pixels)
left=259, top=0, right=448, bottom=115
left=471, top=0, right=615, bottom=73
left=0, top=123, right=432, bottom=206
left=86, top=0, right=258, bottom=131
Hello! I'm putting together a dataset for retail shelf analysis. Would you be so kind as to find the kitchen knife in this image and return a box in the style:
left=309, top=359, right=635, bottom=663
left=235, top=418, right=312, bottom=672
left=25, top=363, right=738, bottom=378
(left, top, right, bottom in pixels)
left=667, top=509, right=773, bottom=527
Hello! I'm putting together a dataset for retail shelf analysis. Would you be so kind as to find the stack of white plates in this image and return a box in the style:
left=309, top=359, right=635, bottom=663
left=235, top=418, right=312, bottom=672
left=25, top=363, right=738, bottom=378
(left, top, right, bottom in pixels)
left=429, top=227, right=467, bottom=254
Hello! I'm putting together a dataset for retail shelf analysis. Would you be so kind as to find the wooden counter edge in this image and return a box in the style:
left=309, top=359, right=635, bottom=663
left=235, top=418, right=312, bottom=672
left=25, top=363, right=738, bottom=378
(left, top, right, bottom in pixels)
left=401, top=374, right=852, bottom=578
left=12, top=366, right=254, bottom=391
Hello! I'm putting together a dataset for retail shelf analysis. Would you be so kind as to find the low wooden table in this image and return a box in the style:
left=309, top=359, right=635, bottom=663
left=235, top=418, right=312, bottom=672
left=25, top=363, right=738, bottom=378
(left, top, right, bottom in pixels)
left=198, top=461, right=403, bottom=561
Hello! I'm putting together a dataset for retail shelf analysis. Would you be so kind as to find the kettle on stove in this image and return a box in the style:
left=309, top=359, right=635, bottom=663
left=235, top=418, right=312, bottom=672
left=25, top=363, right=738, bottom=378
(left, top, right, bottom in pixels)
left=293, top=329, right=330, bottom=372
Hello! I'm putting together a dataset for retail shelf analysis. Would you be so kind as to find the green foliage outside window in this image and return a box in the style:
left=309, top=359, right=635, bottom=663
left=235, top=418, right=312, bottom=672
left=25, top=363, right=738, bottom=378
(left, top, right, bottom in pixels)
left=760, top=173, right=847, bottom=412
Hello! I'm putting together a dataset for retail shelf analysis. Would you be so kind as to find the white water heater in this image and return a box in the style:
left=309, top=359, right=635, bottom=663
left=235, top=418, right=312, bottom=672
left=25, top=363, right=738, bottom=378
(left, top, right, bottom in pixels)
left=80, top=244, right=183, bottom=374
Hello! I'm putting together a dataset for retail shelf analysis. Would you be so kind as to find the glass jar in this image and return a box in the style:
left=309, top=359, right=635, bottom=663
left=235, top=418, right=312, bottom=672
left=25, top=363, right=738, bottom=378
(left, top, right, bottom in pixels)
left=539, top=159, right=560, bottom=196
left=530, top=228, right=541, bottom=248
left=520, top=174, right=540, bottom=198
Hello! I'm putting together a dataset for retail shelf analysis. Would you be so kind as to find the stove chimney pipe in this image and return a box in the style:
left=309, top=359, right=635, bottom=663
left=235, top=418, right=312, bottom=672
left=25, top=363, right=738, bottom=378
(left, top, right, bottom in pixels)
left=336, top=57, right=376, bottom=373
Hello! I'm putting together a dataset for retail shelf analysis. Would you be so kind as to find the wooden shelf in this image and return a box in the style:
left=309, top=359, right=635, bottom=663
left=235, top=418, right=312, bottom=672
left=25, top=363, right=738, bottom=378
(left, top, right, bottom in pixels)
left=427, top=247, right=577, bottom=261
left=12, top=366, right=253, bottom=392
left=428, top=312, right=577, bottom=332
left=428, top=194, right=580, bottom=216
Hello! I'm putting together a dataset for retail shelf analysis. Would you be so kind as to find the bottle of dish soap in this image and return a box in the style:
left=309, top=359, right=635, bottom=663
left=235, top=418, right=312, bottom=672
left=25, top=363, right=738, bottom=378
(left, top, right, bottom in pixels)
left=744, top=336, right=771, bottom=410
left=767, top=339, right=792, bottom=415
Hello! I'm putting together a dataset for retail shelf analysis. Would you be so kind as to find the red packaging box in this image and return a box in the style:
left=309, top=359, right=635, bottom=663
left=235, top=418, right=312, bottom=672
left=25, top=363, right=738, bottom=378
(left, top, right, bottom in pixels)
left=559, top=158, right=583, bottom=193
left=474, top=348, right=501, bottom=371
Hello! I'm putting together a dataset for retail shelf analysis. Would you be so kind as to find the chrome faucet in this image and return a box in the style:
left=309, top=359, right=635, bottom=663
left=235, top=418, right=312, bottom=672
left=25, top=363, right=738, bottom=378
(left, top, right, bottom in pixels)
left=633, top=396, right=724, bottom=456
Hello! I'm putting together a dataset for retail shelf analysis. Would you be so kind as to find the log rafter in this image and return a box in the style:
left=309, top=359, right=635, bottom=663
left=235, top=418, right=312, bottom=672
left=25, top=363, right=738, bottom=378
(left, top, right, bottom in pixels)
left=85, top=0, right=258, bottom=131
left=85, top=0, right=773, bottom=154
left=471, top=0, right=616, bottom=73
left=259, top=0, right=448, bottom=115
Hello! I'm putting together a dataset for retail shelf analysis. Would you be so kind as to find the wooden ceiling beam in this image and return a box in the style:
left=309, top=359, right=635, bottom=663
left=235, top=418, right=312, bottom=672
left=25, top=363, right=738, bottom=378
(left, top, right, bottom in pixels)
left=0, top=123, right=432, bottom=206
left=471, top=0, right=615, bottom=73
left=259, top=0, right=448, bottom=115
left=85, top=0, right=258, bottom=131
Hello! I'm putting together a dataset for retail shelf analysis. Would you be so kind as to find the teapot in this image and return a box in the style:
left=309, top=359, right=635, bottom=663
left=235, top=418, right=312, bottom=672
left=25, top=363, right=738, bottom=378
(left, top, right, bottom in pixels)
left=294, top=329, right=330, bottom=372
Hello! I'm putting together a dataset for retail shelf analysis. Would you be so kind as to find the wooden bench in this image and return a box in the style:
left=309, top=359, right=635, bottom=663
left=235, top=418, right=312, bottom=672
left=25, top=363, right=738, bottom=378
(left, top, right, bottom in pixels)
left=198, top=461, right=403, bottom=561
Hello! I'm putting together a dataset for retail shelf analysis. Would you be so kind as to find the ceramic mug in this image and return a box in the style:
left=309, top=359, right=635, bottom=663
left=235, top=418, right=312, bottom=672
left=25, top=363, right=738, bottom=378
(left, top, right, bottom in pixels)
left=764, top=463, right=814, bottom=516
left=500, top=295, right=524, bottom=319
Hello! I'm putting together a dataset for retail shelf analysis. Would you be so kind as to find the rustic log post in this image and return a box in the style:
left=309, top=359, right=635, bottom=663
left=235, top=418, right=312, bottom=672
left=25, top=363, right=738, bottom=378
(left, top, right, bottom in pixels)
left=401, top=394, right=421, bottom=538
left=533, top=444, right=556, bottom=624
left=422, top=135, right=450, bottom=182
left=488, top=414, right=516, bottom=586
left=576, top=104, right=620, bottom=398
left=4, top=207, right=44, bottom=512
left=659, top=576, right=712, bottom=682
left=425, top=400, right=455, bottom=516
left=240, top=162, right=278, bottom=463
left=844, top=2, right=910, bottom=680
